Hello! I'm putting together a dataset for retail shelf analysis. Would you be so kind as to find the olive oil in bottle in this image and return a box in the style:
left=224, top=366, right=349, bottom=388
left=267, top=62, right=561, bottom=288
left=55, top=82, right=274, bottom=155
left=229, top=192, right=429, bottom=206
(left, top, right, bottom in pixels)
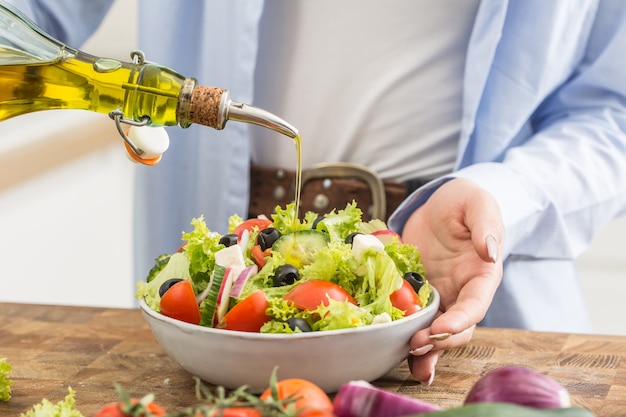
left=0, top=48, right=187, bottom=127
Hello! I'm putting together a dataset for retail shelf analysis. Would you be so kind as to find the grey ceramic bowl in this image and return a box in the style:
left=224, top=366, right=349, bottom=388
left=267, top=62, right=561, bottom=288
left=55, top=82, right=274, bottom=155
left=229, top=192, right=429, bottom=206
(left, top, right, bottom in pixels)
left=140, top=287, right=439, bottom=393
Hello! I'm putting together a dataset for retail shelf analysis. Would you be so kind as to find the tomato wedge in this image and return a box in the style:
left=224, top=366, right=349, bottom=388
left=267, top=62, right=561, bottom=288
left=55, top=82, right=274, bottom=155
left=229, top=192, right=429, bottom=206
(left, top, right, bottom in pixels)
left=390, top=278, right=422, bottom=316
left=233, top=218, right=273, bottom=239
left=219, top=290, right=271, bottom=332
left=159, top=279, right=201, bottom=324
left=251, top=244, right=271, bottom=268
left=284, top=280, right=356, bottom=311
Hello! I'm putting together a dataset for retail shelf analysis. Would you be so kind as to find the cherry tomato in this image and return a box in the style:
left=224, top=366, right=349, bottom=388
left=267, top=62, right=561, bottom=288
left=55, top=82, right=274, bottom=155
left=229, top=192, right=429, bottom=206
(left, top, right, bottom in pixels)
left=251, top=244, right=271, bottom=268
left=283, top=280, right=356, bottom=311
left=218, top=290, right=271, bottom=332
left=260, top=378, right=334, bottom=417
left=189, top=407, right=261, bottom=417
left=390, top=278, right=422, bottom=316
left=159, top=279, right=201, bottom=324
left=93, top=399, right=166, bottom=417
left=217, top=408, right=262, bottom=417
left=233, top=218, right=273, bottom=239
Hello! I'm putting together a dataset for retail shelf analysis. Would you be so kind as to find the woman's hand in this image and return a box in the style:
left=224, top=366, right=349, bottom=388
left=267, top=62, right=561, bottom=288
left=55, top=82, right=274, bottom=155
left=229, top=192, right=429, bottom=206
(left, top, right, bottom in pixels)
left=401, top=178, right=504, bottom=384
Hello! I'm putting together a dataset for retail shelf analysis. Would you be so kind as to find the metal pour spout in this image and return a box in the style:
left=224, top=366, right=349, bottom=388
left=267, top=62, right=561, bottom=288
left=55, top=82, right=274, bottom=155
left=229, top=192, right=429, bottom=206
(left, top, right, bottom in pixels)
left=218, top=90, right=299, bottom=139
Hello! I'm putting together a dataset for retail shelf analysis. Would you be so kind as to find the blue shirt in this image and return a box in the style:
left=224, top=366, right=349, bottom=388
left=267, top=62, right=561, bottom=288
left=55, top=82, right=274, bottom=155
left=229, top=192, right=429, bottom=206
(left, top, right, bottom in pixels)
left=10, top=0, right=626, bottom=332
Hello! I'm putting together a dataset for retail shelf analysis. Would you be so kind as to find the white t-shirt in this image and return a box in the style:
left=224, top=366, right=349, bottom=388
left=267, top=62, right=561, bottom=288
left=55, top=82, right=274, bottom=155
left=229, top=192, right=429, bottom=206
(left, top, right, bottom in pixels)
left=250, top=0, right=480, bottom=182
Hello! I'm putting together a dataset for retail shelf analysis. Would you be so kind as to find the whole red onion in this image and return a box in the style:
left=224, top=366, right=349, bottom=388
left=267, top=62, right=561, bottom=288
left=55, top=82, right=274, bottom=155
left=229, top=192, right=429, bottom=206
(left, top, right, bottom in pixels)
left=464, top=366, right=571, bottom=409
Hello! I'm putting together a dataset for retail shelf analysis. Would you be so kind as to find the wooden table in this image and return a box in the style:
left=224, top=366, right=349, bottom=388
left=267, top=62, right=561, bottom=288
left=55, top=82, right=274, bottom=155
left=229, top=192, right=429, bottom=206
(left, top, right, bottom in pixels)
left=1, top=302, right=624, bottom=416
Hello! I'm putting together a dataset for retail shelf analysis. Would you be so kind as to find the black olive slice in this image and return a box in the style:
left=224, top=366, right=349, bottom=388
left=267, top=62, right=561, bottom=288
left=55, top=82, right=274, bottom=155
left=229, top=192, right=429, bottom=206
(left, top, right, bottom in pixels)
left=272, top=264, right=300, bottom=287
left=287, top=317, right=312, bottom=332
left=219, top=233, right=238, bottom=247
left=257, top=227, right=281, bottom=251
left=158, top=278, right=184, bottom=297
left=404, top=271, right=425, bottom=293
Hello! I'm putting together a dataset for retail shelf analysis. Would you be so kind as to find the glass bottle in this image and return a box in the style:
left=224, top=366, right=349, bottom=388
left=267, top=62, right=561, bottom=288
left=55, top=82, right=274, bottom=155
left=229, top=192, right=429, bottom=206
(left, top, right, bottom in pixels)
left=0, top=0, right=297, bottom=159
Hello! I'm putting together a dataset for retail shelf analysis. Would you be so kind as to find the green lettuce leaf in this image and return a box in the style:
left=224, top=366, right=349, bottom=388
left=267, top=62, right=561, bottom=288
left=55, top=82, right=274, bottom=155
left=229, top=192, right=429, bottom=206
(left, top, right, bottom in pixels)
left=20, top=387, right=84, bottom=417
left=359, top=218, right=388, bottom=234
left=228, top=213, right=245, bottom=233
left=260, top=298, right=315, bottom=334
left=135, top=252, right=190, bottom=311
left=418, top=281, right=433, bottom=309
left=313, top=201, right=362, bottom=242
left=0, top=358, right=12, bottom=402
left=181, top=216, right=222, bottom=293
left=270, top=203, right=311, bottom=234
left=301, top=241, right=357, bottom=289
left=313, top=298, right=372, bottom=331
left=354, top=250, right=405, bottom=320
left=384, top=239, right=426, bottom=278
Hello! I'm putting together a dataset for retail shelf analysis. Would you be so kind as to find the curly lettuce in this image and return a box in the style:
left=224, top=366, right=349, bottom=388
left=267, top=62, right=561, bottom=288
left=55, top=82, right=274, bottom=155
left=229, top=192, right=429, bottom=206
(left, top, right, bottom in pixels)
left=313, top=201, right=362, bottom=242
left=228, top=213, right=245, bottom=233
left=136, top=252, right=190, bottom=311
left=313, top=298, right=373, bottom=331
left=301, top=241, right=356, bottom=286
left=270, top=203, right=317, bottom=234
left=354, top=250, right=405, bottom=320
left=0, top=358, right=12, bottom=402
left=181, top=216, right=222, bottom=292
left=20, top=387, right=83, bottom=417
left=384, top=239, right=426, bottom=278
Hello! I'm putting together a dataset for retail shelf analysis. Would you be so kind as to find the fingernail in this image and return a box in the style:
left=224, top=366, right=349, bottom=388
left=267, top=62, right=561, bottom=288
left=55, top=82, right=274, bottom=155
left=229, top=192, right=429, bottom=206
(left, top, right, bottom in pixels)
left=485, top=234, right=498, bottom=263
left=409, top=344, right=434, bottom=356
left=429, top=332, right=452, bottom=341
left=420, top=368, right=435, bottom=386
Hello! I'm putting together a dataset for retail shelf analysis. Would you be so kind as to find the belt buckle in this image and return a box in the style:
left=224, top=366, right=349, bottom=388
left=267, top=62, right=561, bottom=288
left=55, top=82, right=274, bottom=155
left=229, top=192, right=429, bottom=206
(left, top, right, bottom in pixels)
left=301, top=162, right=387, bottom=220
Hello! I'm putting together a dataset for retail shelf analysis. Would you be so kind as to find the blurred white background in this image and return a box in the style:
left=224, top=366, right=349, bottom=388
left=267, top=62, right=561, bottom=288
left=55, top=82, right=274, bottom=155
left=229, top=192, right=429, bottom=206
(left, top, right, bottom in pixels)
left=1, top=1, right=625, bottom=335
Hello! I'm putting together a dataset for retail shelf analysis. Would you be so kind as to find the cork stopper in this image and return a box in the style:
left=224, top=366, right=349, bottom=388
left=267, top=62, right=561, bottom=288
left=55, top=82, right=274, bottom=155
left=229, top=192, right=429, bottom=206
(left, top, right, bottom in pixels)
left=188, top=86, right=226, bottom=129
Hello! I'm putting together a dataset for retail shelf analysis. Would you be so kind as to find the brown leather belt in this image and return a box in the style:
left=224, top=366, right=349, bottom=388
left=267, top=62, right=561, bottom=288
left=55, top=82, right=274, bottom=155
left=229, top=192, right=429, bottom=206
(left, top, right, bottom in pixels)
left=249, top=162, right=432, bottom=221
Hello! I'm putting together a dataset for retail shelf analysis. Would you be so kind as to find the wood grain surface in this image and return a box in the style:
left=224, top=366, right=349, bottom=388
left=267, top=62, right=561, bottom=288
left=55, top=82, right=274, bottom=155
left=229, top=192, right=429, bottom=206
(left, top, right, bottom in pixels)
left=1, top=302, right=624, bottom=416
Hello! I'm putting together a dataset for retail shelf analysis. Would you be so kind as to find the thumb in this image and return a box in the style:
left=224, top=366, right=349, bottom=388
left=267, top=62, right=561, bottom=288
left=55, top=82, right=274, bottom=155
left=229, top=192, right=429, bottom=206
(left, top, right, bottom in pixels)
left=464, top=184, right=504, bottom=263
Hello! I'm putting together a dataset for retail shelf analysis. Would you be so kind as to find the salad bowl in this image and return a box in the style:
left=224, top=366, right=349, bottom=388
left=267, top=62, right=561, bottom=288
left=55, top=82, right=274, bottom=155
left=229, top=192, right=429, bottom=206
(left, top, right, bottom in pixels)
left=139, top=286, right=439, bottom=394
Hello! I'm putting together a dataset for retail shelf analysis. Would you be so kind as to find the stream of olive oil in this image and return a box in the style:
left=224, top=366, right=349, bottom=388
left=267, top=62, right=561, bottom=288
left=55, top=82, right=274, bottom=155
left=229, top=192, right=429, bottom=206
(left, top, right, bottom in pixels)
left=0, top=48, right=185, bottom=125
left=293, top=133, right=303, bottom=226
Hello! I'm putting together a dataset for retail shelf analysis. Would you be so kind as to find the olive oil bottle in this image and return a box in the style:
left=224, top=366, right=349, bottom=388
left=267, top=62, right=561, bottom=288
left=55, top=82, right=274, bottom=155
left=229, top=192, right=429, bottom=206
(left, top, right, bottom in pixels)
left=0, top=0, right=297, bottom=149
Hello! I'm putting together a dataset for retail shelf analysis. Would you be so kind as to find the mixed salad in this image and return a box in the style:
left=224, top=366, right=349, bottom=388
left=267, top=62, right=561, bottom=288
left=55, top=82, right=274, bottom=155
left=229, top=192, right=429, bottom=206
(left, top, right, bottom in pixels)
left=136, top=202, right=432, bottom=333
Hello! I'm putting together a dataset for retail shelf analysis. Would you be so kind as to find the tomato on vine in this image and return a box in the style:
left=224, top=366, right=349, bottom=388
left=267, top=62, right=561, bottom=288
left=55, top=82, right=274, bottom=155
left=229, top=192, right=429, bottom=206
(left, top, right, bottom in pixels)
left=92, top=397, right=166, bottom=417
left=260, top=378, right=334, bottom=417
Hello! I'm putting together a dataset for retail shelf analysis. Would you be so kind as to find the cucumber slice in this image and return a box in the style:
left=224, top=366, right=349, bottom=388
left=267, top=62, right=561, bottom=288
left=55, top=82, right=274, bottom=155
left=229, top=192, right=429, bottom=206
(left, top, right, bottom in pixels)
left=200, top=264, right=226, bottom=327
left=146, top=253, right=172, bottom=282
left=272, top=230, right=329, bottom=269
